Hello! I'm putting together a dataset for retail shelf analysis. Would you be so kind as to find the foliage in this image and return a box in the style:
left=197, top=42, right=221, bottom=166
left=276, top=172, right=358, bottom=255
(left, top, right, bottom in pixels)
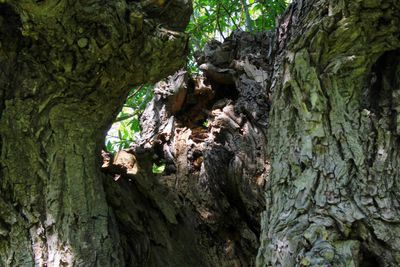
left=105, top=84, right=153, bottom=152
left=186, top=0, right=289, bottom=72
left=152, top=163, right=166, bottom=174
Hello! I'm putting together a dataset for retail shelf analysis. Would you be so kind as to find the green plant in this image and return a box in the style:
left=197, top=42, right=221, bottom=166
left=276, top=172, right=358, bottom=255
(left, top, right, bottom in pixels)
left=152, top=163, right=166, bottom=174
left=105, top=84, right=153, bottom=152
left=186, top=0, right=289, bottom=72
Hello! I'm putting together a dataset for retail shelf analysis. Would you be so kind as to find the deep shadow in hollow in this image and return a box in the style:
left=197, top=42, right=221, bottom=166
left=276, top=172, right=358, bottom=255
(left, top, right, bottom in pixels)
left=366, top=49, right=400, bottom=122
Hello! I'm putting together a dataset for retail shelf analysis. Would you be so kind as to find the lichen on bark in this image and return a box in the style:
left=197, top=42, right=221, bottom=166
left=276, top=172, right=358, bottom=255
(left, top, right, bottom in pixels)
left=257, top=1, right=400, bottom=266
left=0, top=0, right=191, bottom=265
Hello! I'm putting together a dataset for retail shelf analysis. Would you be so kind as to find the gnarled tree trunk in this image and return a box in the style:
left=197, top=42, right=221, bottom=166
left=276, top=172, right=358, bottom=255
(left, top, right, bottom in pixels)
left=0, top=0, right=191, bottom=265
left=1, top=0, right=400, bottom=266
left=102, top=30, right=274, bottom=266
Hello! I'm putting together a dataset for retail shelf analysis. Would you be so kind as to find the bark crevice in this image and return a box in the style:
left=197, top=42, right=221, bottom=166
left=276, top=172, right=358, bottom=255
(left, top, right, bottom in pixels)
left=102, top=31, right=275, bottom=266
left=0, top=0, right=191, bottom=265
left=1, top=0, right=400, bottom=266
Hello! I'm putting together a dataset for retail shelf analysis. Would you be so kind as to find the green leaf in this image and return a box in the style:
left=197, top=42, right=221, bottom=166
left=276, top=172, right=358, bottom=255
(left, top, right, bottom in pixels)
left=106, top=140, right=114, bottom=153
left=130, top=118, right=141, bottom=133
left=152, top=163, right=166, bottom=174
left=115, top=114, right=136, bottom=122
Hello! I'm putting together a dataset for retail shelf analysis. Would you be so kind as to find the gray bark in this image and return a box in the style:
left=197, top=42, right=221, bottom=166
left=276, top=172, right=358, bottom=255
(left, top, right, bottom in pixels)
left=127, top=0, right=400, bottom=266
left=257, top=0, right=400, bottom=266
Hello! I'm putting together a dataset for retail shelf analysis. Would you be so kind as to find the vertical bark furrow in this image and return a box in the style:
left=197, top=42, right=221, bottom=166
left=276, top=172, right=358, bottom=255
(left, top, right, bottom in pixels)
left=258, top=0, right=400, bottom=266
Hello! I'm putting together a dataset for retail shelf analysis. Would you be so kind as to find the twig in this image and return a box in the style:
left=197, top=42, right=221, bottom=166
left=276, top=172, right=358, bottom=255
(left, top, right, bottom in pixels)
left=221, top=3, right=241, bottom=31
left=240, top=0, right=253, bottom=31
left=128, top=84, right=145, bottom=99
left=114, top=113, right=138, bottom=122
left=216, top=3, right=226, bottom=40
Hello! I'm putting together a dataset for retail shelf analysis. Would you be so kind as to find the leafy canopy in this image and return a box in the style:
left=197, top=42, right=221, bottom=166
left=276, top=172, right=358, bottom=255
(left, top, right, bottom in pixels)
left=187, top=0, right=288, bottom=50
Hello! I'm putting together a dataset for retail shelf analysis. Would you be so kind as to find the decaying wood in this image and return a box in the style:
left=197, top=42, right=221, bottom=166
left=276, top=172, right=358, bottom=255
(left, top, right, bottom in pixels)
left=104, top=31, right=276, bottom=266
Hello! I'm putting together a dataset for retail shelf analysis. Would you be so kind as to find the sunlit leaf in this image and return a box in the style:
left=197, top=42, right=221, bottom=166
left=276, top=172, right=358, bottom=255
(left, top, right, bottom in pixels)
left=152, top=163, right=166, bottom=174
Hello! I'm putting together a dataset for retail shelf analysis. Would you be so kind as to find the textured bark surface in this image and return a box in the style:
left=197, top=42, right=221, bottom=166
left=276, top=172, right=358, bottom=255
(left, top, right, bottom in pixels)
left=116, top=0, right=400, bottom=266
left=103, top=31, right=274, bottom=266
left=2, top=0, right=400, bottom=266
left=257, top=0, right=400, bottom=266
left=0, top=0, right=190, bottom=266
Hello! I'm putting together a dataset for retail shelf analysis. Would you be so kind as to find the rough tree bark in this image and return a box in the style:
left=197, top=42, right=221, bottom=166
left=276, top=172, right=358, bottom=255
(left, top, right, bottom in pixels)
left=101, top=31, right=273, bottom=266
left=257, top=1, right=400, bottom=266
left=0, top=0, right=191, bottom=266
left=1, top=0, right=400, bottom=266
left=124, top=0, right=400, bottom=266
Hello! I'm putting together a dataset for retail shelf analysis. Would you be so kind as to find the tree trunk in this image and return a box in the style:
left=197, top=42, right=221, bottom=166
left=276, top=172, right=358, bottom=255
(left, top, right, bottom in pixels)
left=0, top=1, right=191, bottom=266
left=1, top=0, right=400, bottom=266
left=257, top=0, right=400, bottom=266
left=104, top=31, right=274, bottom=266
